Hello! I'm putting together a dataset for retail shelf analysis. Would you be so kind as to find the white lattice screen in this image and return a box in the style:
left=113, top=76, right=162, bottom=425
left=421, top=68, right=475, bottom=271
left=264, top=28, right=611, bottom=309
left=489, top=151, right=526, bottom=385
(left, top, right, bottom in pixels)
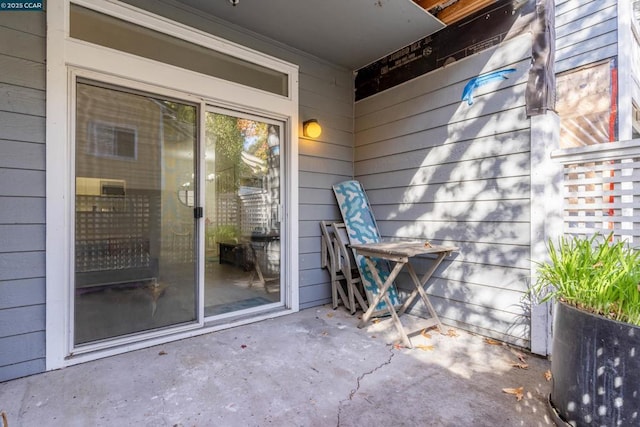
left=554, top=141, right=640, bottom=244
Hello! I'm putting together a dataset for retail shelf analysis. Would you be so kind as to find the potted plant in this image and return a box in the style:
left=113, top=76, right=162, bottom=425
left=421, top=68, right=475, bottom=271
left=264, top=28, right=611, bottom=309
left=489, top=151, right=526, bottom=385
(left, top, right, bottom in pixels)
left=533, top=233, right=640, bottom=426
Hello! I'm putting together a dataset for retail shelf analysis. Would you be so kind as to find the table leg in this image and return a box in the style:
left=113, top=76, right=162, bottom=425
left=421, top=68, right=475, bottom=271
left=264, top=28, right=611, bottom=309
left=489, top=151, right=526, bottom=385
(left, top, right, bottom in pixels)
left=357, top=257, right=412, bottom=347
left=398, top=252, right=447, bottom=315
left=381, top=291, right=412, bottom=348
left=357, top=259, right=404, bottom=328
left=407, top=262, right=443, bottom=332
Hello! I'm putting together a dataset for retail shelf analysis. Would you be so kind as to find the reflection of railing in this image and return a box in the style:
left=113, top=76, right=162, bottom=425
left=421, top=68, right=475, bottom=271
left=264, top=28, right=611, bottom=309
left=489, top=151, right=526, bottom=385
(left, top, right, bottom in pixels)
left=552, top=140, right=640, bottom=243
left=76, top=193, right=153, bottom=271
left=240, top=191, right=269, bottom=235
left=76, top=237, right=150, bottom=272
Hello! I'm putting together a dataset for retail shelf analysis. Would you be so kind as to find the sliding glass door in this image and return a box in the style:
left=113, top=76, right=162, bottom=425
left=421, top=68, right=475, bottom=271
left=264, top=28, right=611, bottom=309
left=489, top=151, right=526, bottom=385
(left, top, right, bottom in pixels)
left=72, top=81, right=284, bottom=347
left=74, top=81, right=198, bottom=345
left=204, top=110, right=282, bottom=317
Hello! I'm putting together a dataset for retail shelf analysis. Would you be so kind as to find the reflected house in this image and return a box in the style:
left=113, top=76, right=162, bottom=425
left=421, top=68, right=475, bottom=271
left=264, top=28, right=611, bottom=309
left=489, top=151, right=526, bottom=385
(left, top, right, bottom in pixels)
left=2, top=0, right=639, bottom=382
left=75, top=84, right=163, bottom=289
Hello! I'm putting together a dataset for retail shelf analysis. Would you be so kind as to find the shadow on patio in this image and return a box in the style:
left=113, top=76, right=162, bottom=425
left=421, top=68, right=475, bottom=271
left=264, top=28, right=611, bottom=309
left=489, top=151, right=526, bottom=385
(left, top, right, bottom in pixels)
left=0, top=306, right=552, bottom=426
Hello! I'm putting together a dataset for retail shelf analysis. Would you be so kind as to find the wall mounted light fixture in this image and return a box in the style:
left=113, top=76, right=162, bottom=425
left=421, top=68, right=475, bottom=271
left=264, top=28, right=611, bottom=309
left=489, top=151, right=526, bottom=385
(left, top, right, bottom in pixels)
left=303, top=119, right=322, bottom=138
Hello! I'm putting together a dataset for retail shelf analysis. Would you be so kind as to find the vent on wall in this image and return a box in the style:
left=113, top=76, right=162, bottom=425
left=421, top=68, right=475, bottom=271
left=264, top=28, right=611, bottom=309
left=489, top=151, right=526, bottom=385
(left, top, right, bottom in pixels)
left=101, top=180, right=126, bottom=197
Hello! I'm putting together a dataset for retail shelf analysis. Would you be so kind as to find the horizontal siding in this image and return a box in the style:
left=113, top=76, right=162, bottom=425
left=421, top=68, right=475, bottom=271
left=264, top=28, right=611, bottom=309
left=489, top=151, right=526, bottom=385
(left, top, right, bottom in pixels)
left=0, top=169, right=45, bottom=197
left=0, top=252, right=46, bottom=281
left=0, top=140, right=45, bottom=170
left=0, top=196, right=46, bottom=224
left=354, top=34, right=533, bottom=347
left=0, top=83, right=46, bottom=116
left=0, top=278, right=46, bottom=310
left=555, top=0, right=618, bottom=74
left=0, top=11, right=46, bottom=381
left=0, top=24, right=45, bottom=63
left=0, top=332, right=45, bottom=373
left=0, top=305, right=45, bottom=337
left=0, top=358, right=45, bottom=383
left=0, top=225, right=45, bottom=252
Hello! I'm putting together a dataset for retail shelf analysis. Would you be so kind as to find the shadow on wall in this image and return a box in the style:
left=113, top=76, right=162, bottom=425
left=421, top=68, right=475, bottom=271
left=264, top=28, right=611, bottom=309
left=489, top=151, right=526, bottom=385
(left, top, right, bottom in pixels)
left=351, top=0, right=561, bottom=347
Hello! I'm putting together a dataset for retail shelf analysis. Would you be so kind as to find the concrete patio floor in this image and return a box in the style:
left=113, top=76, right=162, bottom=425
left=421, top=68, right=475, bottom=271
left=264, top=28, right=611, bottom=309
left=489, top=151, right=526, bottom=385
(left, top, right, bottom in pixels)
left=0, top=305, right=554, bottom=426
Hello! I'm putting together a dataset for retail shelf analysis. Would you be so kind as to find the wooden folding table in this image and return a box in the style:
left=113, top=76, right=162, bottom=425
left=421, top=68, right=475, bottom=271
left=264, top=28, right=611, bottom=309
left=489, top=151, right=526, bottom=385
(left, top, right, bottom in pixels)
left=350, top=241, right=458, bottom=348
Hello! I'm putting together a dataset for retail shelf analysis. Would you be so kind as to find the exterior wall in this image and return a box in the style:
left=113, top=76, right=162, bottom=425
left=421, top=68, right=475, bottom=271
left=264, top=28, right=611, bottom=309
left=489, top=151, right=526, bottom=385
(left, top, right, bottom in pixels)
left=0, top=12, right=47, bottom=381
left=354, top=34, right=534, bottom=347
left=120, top=0, right=354, bottom=310
left=555, top=0, right=618, bottom=74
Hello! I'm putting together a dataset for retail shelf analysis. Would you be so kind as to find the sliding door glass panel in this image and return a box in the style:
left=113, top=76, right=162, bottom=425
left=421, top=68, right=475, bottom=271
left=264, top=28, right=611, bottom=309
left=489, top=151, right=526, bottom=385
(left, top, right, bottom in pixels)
left=204, top=111, right=281, bottom=317
left=74, top=81, right=198, bottom=345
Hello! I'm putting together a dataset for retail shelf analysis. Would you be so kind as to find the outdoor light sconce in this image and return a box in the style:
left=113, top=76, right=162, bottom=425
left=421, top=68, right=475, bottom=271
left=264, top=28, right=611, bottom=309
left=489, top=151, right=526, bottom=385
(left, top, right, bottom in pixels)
left=303, top=119, right=322, bottom=138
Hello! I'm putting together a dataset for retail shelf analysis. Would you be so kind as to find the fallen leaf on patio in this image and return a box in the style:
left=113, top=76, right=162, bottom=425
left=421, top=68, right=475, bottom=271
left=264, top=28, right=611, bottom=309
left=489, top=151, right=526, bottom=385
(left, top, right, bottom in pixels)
left=544, top=370, right=552, bottom=381
left=446, top=329, right=459, bottom=337
left=484, top=338, right=502, bottom=345
left=511, top=363, right=529, bottom=369
left=416, top=344, right=435, bottom=351
left=158, top=351, right=167, bottom=356
left=321, top=331, right=329, bottom=336
left=371, top=335, right=377, bottom=339
left=515, top=352, right=527, bottom=363
left=326, top=312, right=334, bottom=318
left=502, top=387, right=524, bottom=401
left=372, top=318, right=381, bottom=324
left=421, top=329, right=432, bottom=339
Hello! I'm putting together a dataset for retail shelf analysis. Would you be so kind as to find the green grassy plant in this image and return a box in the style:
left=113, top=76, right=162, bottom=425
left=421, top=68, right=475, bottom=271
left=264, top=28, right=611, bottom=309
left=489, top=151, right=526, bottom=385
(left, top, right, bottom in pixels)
left=533, top=233, right=640, bottom=326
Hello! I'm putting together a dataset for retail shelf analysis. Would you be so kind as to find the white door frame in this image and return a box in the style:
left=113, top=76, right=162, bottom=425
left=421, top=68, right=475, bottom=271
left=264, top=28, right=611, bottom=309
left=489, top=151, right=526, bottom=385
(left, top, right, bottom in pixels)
left=46, top=0, right=299, bottom=369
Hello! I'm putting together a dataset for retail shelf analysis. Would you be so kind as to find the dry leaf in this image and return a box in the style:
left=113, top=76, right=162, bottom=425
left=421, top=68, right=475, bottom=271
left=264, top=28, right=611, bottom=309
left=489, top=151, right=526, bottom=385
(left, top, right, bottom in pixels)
left=424, top=241, right=432, bottom=248
left=484, top=338, right=502, bottom=345
left=446, top=329, right=459, bottom=337
left=321, top=331, right=329, bottom=336
left=502, top=387, right=524, bottom=401
left=416, top=344, right=435, bottom=351
left=511, top=363, right=529, bottom=369
left=544, top=370, right=552, bottom=381
left=326, top=312, right=334, bottom=318
left=372, top=318, right=381, bottom=324
left=515, top=352, right=527, bottom=364
left=158, top=350, right=167, bottom=356
left=421, top=329, right=432, bottom=339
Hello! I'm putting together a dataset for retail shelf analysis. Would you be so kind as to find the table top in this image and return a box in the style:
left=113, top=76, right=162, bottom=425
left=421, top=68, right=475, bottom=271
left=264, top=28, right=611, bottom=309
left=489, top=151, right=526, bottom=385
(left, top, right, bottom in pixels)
left=349, top=240, right=459, bottom=258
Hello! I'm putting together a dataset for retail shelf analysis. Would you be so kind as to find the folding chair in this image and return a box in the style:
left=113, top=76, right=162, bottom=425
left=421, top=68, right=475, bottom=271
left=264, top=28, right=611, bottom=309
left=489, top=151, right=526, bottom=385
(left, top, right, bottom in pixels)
left=332, top=180, right=402, bottom=314
left=320, top=221, right=367, bottom=314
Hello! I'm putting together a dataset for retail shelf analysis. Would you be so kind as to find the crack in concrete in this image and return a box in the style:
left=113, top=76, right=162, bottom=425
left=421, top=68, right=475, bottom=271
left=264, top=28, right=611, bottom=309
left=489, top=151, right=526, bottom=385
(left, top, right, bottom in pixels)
left=336, top=345, right=396, bottom=426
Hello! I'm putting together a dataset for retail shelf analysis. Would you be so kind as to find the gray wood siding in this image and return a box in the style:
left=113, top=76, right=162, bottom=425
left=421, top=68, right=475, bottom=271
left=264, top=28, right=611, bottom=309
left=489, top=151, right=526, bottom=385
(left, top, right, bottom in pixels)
left=120, top=0, right=354, bottom=309
left=555, top=0, right=618, bottom=74
left=354, top=35, right=533, bottom=347
left=0, top=12, right=47, bottom=381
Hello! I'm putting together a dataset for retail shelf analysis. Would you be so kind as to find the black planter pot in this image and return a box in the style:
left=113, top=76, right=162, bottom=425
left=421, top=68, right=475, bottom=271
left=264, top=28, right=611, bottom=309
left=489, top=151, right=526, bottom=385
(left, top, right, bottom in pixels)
left=550, top=301, right=640, bottom=426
